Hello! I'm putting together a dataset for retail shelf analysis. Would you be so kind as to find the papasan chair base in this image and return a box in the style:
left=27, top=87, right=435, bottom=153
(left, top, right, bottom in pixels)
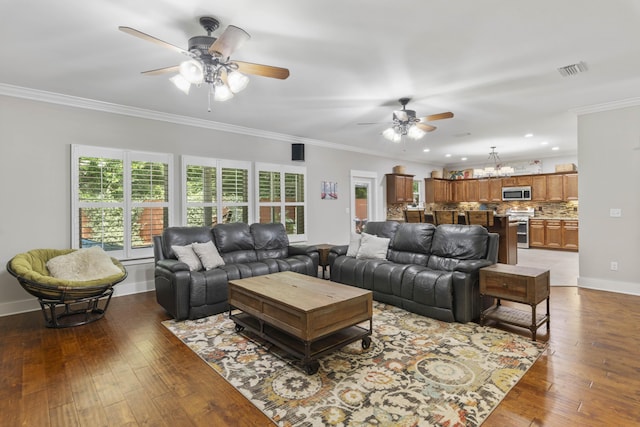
left=7, top=248, right=127, bottom=328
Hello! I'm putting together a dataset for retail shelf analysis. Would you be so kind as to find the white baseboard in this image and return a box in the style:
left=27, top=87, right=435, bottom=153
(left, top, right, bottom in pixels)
left=578, top=277, right=640, bottom=296
left=0, top=279, right=155, bottom=318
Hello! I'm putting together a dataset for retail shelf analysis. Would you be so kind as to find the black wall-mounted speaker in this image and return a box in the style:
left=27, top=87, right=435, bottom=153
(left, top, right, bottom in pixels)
left=292, top=143, right=305, bottom=161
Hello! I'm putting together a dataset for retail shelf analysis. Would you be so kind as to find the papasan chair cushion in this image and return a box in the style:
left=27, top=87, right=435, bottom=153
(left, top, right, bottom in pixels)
left=7, top=247, right=127, bottom=327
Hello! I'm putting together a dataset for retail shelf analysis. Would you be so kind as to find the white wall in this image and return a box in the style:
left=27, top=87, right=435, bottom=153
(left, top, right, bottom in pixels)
left=0, top=95, right=439, bottom=315
left=577, top=106, right=640, bottom=294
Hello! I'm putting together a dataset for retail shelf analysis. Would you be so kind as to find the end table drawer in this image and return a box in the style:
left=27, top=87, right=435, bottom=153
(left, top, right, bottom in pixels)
left=482, top=274, right=528, bottom=299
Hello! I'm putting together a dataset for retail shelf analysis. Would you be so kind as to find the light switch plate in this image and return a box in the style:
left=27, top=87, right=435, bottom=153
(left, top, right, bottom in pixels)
left=610, top=208, right=622, bottom=217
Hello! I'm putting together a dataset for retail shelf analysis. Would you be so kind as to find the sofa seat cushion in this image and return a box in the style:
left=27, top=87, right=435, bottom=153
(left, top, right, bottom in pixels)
left=331, top=256, right=388, bottom=290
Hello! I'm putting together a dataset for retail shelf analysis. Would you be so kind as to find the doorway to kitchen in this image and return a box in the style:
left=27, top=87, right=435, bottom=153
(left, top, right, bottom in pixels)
left=350, top=170, right=379, bottom=234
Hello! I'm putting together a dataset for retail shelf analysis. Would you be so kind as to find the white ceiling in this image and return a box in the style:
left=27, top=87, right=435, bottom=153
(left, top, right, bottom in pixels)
left=2, top=0, right=640, bottom=167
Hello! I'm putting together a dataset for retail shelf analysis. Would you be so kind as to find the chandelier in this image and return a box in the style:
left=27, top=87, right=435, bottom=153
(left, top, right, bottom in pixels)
left=474, top=147, right=514, bottom=177
left=382, top=106, right=427, bottom=143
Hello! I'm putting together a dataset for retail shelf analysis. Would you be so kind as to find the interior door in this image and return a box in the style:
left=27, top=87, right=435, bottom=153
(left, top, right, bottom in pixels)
left=350, top=171, right=378, bottom=234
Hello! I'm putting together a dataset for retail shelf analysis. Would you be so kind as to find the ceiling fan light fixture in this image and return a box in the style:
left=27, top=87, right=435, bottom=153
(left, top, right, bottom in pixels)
left=213, top=80, right=234, bottom=101
left=227, top=70, right=249, bottom=93
left=382, top=127, right=398, bottom=142
left=179, top=59, right=204, bottom=84
left=407, top=125, right=426, bottom=140
left=170, top=74, right=191, bottom=94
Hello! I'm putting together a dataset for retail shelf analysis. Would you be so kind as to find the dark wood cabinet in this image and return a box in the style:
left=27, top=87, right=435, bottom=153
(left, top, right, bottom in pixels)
left=386, top=174, right=414, bottom=203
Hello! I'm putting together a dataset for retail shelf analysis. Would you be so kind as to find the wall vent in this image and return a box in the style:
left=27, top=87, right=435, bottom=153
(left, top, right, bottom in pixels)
left=558, top=61, right=588, bottom=77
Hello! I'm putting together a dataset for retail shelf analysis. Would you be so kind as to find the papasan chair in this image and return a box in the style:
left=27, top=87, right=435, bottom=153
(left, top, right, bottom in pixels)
left=7, top=247, right=127, bottom=328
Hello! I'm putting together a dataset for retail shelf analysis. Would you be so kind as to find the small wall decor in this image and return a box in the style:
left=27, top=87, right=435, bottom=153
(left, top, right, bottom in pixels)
left=321, top=181, right=337, bottom=200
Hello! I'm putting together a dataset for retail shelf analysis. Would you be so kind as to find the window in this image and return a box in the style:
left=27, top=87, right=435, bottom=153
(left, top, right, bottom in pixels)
left=256, top=163, right=306, bottom=242
left=72, top=145, right=173, bottom=259
left=183, top=156, right=251, bottom=227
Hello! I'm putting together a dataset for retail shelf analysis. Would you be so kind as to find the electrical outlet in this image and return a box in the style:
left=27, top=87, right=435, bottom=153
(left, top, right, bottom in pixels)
left=610, top=261, right=618, bottom=271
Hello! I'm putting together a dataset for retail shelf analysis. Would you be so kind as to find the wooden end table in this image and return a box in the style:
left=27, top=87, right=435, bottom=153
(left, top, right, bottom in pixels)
left=479, top=263, right=550, bottom=341
left=314, top=243, right=335, bottom=279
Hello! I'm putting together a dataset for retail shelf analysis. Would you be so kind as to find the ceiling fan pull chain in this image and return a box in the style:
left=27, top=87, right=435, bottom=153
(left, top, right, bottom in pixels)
left=208, top=83, right=214, bottom=112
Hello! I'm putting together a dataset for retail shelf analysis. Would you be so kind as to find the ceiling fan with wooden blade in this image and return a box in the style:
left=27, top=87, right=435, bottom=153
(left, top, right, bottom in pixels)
left=118, top=16, right=290, bottom=110
left=359, top=98, right=453, bottom=142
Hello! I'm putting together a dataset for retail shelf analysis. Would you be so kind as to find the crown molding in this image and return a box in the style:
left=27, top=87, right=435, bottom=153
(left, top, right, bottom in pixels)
left=0, top=83, right=390, bottom=158
left=571, top=97, right=640, bottom=115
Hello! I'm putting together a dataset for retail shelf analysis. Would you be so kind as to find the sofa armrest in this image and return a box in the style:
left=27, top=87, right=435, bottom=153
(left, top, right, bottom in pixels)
left=454, top=259, right=494, bottom=274
left=157, top=259, right=190, bottom=273
left=330, top=245, right=348, bottom=256
left=289, top=245, right=317, bottom=256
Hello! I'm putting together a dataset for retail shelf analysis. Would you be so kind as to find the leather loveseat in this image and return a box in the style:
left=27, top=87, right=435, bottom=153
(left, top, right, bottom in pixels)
left=153, top=222, right=319, bottom=320
left=328, top=221, right=498, bottom=323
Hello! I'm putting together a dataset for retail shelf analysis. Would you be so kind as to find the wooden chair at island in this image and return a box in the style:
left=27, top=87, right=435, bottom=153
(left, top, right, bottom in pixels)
left=434, top=210, right=459, bottom=225
left=403, top=209, right=424, bottom=223
left=465, top=210, right=494, bottom=227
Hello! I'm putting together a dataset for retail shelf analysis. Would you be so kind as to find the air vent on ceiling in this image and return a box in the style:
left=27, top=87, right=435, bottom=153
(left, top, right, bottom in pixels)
left=558, top=61, right=588, bottom=77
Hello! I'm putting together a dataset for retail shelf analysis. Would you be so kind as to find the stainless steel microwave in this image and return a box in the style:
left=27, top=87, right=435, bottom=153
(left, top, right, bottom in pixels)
left=502, top=186, right=532, bottom=201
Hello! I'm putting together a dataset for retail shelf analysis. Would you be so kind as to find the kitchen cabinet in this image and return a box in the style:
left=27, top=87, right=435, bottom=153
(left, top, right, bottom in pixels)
left=489, top=178, right=503, bottom=202
left=563, top=174, right=578, bottom=200
left=451, top=180, right=465, bottom=202
left=529, top=219, right=579, bottom=251
left=477, top=179, right=490, bottom=202
left=502, top=176, right=533, bottom=187
left=562, top=220, right=579, bottom=250
left=529, top=220, right=545, bottom=247
left=545, top=220, right=562, bottom=248
left=546, top=175, right=564, bottom=201
left=386, top=173, right=414, bottom=203
left=531, top=175, right=547, bottom=202
left=464, top=179, right=479, bottom=202
left=425, top=178, right=450, bottom=203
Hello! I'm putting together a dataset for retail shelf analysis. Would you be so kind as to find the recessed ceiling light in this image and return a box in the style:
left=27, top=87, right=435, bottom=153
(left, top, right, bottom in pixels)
left=423, top=148, right=430, bottom=152
left=524, top=133, right=534, bottom=138
left=552, top=146, right=560, bottom=151
left=461, top=157, right=467, bottom=161
left=445, top=154, right=452, bottom=158
left=540, top=141, right=549, bottom=145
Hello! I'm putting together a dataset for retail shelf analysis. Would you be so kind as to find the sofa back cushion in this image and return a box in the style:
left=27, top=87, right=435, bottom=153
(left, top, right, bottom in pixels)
left=427, top=224, right=489, bottom=271
left=161, top=226, right=213, bottom=260
left=363, top=221, right=400, bottom=239
left=213, top=223, right=258, bottom=263
left=250, top=223, right=289, bottom=260
left=387, top=223, right=436, bottom=266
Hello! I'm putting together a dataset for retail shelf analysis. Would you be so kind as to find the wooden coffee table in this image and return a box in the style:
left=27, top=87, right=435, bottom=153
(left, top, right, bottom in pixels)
left=228, top=271, right=373, bottom=374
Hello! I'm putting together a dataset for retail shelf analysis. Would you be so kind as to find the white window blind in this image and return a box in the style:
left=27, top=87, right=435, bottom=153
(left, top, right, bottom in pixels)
left=72, top=145, right=173, bottom=260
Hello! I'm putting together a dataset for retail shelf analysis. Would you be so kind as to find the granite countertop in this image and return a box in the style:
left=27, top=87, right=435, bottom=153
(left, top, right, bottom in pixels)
left=531, top=216, right=579, bottom=220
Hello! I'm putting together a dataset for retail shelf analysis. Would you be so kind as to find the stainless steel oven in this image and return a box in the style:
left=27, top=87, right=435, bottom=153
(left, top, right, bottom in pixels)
left=506, top=207, right=535, bottom=249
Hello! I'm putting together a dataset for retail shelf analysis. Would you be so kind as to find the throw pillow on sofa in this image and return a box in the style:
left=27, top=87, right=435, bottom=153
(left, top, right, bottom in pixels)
left=171, top=245, right=203, bottom=271
left=192, top=241, right=225, bottom=270
left=346, top=233, right=362, bottom=257
left=356, top=233, right=390, bottom=260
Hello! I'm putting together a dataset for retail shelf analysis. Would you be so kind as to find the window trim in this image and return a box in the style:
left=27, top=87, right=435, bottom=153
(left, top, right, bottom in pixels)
left=255, top=162, right=307, bottom=242
left=182, top=155, right=253, bottom=227
left=71, top=144, right=174, bottom=260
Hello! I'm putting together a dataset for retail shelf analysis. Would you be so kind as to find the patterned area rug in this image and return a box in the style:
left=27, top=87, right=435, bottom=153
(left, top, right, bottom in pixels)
left=162, top=303, right=545, bottom=426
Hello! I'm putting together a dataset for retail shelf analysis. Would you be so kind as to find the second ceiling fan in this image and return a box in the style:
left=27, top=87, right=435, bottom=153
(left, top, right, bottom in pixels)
left=364, top=98, right=453, bottom=142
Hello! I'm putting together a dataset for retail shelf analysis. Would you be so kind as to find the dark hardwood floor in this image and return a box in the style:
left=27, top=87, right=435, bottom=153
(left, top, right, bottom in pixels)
left=1, top=286, right=639, bottom=426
